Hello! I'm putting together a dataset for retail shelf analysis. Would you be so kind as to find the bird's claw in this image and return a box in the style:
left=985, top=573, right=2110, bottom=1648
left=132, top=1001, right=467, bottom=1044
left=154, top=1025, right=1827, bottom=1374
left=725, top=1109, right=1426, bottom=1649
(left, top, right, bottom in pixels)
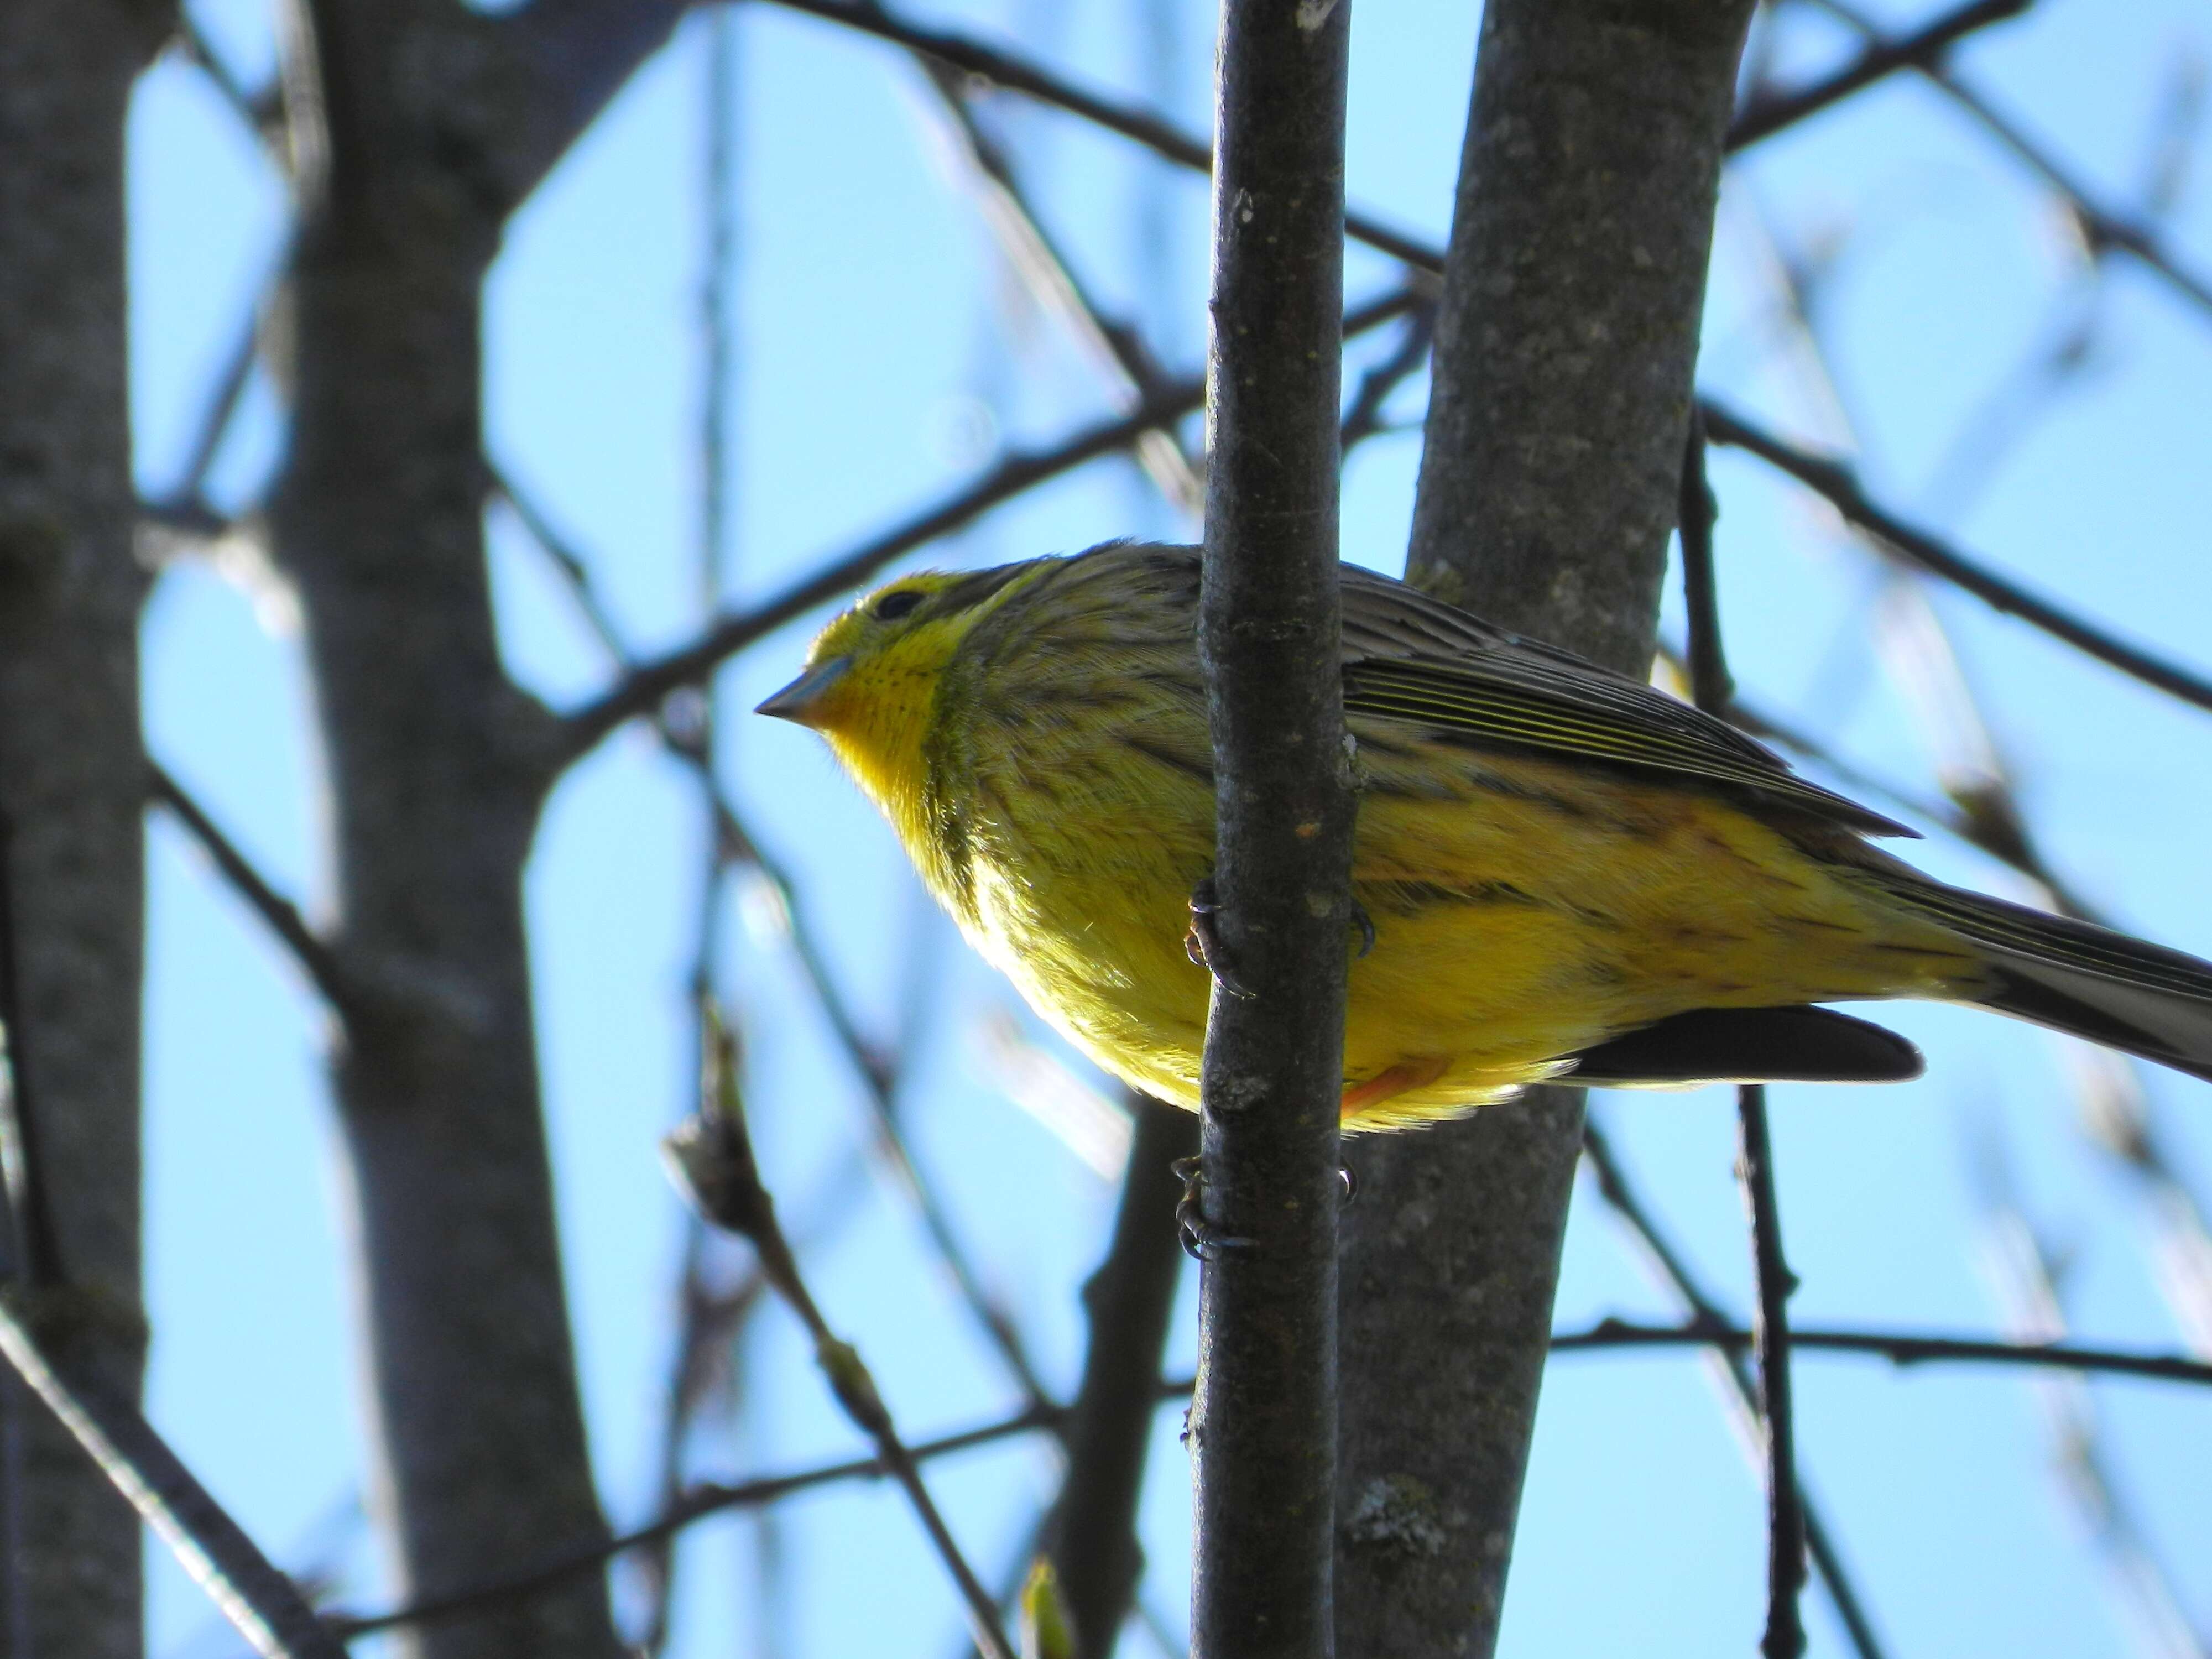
left=1185, top=877, right=1254, bottom=999
left=1339, top=1164, right=1358, bottom=1206
left=1351, top=899, right=1376, bottom=959
left=1173, top=1156, right=1255, bottom=1261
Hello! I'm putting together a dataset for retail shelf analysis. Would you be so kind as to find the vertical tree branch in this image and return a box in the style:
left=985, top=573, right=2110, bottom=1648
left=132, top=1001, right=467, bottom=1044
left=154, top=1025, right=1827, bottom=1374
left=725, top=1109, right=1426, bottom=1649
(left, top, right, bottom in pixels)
left=1045, top=1095, right=1196, bottom=1659
left=1681, top=421, right=1807, bottom=1656
left=1335, top=4, right=1754, bottom=1655
left=1734, top=1086, right=1808, bottom=1658
left=0, top=4, right=172, bottom=1650
left=1579, top=1124, right=1890, bottom=1659
left=266, top=3, right=682, bottom=1652
left=1190, top=2, right=1354, bottom=1655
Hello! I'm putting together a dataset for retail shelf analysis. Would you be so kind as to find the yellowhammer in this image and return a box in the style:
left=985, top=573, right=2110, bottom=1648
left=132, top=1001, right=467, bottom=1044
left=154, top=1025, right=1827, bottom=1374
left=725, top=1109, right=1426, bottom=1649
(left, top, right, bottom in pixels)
left=758, top=540, right=2212, bottom=1130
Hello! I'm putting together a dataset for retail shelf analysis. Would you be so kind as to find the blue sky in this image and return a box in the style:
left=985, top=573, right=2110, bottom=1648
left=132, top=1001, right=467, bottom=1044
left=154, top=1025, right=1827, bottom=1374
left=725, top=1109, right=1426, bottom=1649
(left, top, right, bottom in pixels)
left=131, top=1, right=2210, bottom=1653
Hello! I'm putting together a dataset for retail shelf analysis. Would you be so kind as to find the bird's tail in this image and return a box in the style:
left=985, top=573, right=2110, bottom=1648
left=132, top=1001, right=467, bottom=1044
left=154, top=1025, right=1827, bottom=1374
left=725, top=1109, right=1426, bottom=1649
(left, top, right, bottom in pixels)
left=1865, top=873, right=2212, bottom=1084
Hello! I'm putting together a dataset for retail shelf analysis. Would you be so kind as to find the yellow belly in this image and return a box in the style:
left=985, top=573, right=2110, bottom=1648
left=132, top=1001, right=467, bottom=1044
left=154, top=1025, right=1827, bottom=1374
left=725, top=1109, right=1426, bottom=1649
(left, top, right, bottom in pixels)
left=956, top=731, right=1970, bottom=1130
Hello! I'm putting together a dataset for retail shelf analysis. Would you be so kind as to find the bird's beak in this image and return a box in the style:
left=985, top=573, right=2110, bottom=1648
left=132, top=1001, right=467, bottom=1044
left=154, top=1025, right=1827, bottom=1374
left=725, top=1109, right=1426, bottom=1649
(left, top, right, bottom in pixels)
left=755, top=656, right=851, bottom=728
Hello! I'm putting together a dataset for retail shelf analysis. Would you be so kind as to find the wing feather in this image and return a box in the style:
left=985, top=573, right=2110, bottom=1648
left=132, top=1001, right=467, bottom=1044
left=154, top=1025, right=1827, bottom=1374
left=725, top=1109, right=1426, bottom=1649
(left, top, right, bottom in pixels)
left=987, top=545, right=1911, bottom=837
left=1335, top=562, right=1914, bottom=837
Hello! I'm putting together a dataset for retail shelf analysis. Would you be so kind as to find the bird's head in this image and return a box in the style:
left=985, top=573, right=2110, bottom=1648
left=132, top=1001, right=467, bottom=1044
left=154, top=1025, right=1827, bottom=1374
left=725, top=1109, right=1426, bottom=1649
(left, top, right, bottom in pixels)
left=755, top=560, right=1045, bottom=815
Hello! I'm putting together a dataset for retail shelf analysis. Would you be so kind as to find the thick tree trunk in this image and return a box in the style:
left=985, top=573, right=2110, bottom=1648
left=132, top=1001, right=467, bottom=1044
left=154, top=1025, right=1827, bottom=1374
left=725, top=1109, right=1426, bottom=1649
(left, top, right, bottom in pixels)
left=258, top=5, right=687, bottom=1648
left=1334, top=4, right=1754, bottom=1655
left=0, top=5, right=168, bottom=1652
left=270, top=106, right=620, bottom=1659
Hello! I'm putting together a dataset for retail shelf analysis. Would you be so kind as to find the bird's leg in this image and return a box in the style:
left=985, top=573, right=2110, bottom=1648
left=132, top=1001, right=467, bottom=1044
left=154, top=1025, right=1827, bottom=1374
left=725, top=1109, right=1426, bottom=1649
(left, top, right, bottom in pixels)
left=1185, top=875, right=1254, bottom=999
left=1172, top=1155, right=1254, bottom=1261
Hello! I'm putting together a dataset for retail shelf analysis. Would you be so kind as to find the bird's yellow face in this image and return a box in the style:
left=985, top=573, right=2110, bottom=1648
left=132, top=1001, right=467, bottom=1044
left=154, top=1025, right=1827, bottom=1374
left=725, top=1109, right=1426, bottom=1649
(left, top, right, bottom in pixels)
left=756, top=562, right=1046, bottom=836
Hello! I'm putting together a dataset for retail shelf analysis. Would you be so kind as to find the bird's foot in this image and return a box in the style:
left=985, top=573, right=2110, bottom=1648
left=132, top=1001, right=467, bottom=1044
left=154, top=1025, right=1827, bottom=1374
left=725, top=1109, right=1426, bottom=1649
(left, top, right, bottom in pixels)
left=1185, top=877, right=1254, bottom=999
left=1173, top=1155, right=1255, bottom=1261
left=1350, top=898, right=1375, bottom=958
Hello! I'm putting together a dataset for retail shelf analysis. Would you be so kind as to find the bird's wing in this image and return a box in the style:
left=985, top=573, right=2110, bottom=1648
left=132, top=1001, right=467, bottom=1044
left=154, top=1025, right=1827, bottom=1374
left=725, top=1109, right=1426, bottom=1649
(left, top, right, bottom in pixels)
left=1336, top=562, right=1914, bottom=837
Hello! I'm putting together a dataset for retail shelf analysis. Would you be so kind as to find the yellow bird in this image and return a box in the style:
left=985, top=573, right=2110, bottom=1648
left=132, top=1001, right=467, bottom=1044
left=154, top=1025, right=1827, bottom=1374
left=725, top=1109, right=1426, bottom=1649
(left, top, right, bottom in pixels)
left=758, top=541, right=2212, bottom=1130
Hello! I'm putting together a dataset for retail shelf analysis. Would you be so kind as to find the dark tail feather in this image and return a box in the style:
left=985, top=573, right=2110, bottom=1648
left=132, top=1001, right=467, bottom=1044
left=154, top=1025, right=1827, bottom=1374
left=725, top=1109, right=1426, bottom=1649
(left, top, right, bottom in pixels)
left=1564, top=1005, right=1924, bottom=1088
left=1870, top=875, right=2212, bottom=1084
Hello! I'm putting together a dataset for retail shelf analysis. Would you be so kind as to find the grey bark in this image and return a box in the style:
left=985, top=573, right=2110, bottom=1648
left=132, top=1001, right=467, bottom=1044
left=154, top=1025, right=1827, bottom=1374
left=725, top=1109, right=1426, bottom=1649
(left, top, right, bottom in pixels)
left=1189, top=2, right=1354, bottom=1656
left=267, top=4, right=681, bottom=1654
left=0, top=4, right=170, bottom=1651
left=1334, top=4, right=1755, bottom=1655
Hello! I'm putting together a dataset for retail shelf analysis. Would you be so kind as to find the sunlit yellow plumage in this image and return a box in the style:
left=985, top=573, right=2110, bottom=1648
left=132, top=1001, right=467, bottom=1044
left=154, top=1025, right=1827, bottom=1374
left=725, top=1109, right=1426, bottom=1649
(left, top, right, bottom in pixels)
left=759, top=541, right=2212, bottom=1129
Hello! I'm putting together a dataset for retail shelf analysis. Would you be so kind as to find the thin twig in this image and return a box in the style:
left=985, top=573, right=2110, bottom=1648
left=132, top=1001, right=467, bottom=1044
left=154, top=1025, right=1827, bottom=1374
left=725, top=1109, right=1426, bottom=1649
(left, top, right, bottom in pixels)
left=1700, top=399, right=2212, bottom=714
left=766, top=0, right=2212, bottom=728
left=0, top=815, right=62, bottom=1291
left=1552, top=1317, right=2212, bottom=1387
left=764, top=0, right=1975, bottom=279
left=1805, top=0, right=2212, bottom=317
left=1734, top=1086, right=1808, bottom=1659
left=322, top=1292, right=2212, bottom=1642
left=1339, top=305, right=1437, bottom=453
left=758, top=0, right=1439, bottom=270
left=1583, top=1124, right=1892, bottom=1659
left=1677, top=408, right=1734, bottom=713
left=663, top=1010, right=1017, bottom=1659
left=1724, top=0, right=2028, bottom=152
left=495, top=468, right=1054, bottom=1412
left=145, top=762, right=353, bottom=1016
left=912, top=59, right=1202, bottom=515
left=328, top=1401, right=1073, bottom=1641
left=1732, top=145, right=2212, bottom=1390
left=632, top=20, right=751, bottom=1642
left=554, top=286, right=1417, bottom=765
left=1679, top=442, right=1804, bottom=1655
left=1966, top=1133, right=2212, bottom=1656
left=172, top=12, right=284, bottom=143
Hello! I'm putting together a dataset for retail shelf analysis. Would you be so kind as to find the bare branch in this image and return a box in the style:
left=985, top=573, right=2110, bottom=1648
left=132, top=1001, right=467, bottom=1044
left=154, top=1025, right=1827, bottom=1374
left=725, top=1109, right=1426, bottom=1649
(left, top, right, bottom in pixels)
left=769, top=0, right=1996, bottom=291
left=1676, top=408, right=1734, bottom=713
left=172, top=11, right=284, bottom=142
left=1966, top=1135, right=2212, bottom=1652
left=1679, top=452, right=1806, bottom=1658
left=761, top=0, right=1437, bottom=272
left=1700, top=399, right=2212, bottom=714
left=0, top=1298, right=346, bottom=1659
left=1734, top=1086, right=1808, bottom=1659
left=911, top=60, right=1203, bottom=516
left=322, top=1290, right=2212, bottom=1643
left=146, top=761, right=353, bottom=1018
left=1725, top=0, right=2028, bottom=152
left=330, top=1402, right=1073, bottom=1642
left=497, top=468, right=1055, bottom=1412
left=1338, top=305, right=1437, bottom=453
left=1188, top=2, right=1353, bottom=1652
left=478, top=0, right=693, bottom=208
left=1045, top=1095, right=1196, bottom=1659
left=1807, top=0, right=2212, bottom=317
left=665, top=1013, right=1016, bottom=1659
left=1582, top=1124, right=1892, bottom=1659
left=1552, top=1317, right=2212, bottom=1389
left=554, top=288, right=1418, bottom=767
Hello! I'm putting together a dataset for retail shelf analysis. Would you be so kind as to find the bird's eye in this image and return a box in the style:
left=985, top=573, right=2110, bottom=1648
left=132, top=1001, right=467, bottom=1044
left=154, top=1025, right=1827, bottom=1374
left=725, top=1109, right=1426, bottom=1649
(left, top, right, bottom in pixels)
left=873, top=589, right=925, bottom=622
